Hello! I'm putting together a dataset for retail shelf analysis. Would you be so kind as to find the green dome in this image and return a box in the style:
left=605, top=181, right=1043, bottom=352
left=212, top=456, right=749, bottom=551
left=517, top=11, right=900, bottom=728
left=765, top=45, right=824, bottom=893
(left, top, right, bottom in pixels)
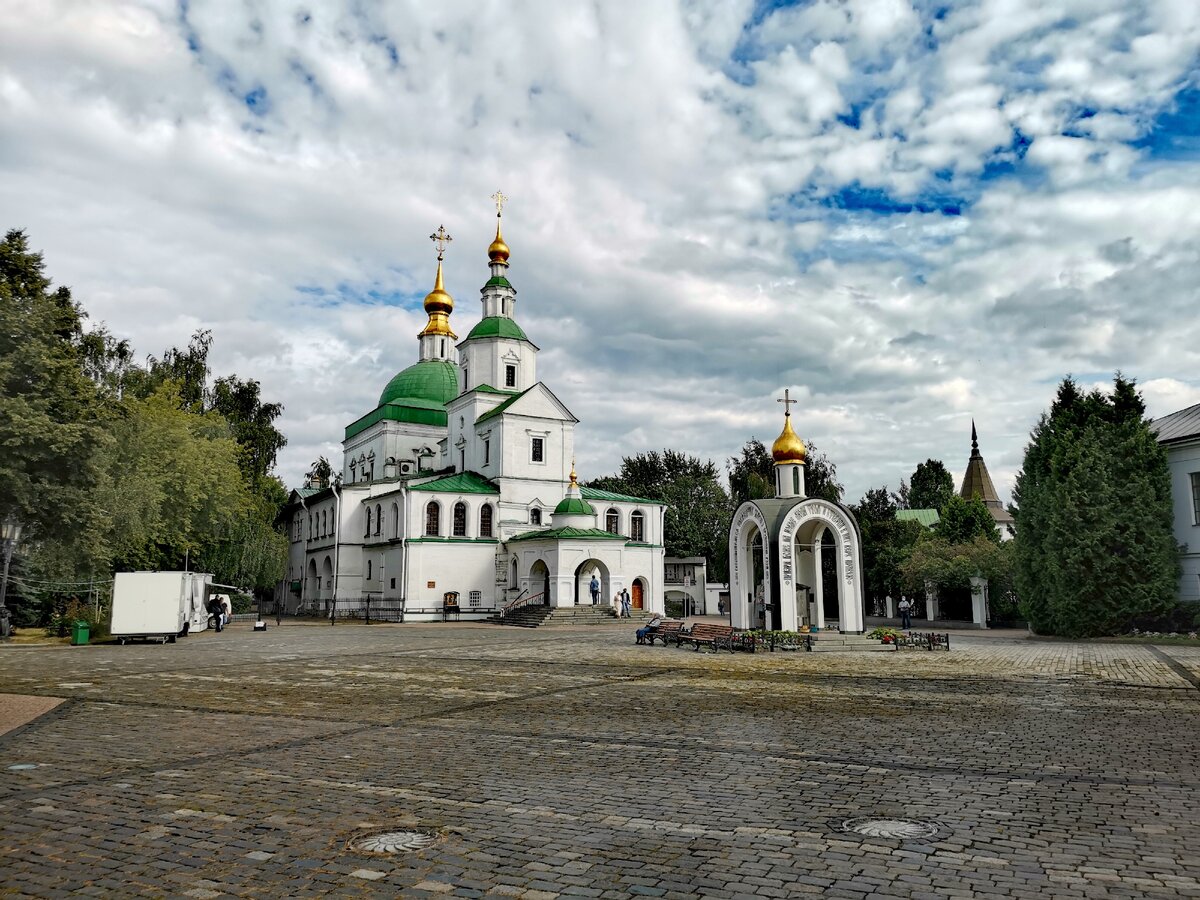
left=378, top=359, right=459, bottom=408
left=465, top=316, right=529, bottom=343
left=553, top=496, right=595, bottom=516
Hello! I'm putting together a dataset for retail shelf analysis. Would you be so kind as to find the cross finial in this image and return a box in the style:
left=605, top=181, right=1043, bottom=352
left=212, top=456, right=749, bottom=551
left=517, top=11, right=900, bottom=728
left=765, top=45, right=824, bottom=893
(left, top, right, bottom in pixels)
left=491, top=190, right=508, bottom=218
left=777, top=388, right=797, bottom=416
left=429, top=224, right=452, bottom=260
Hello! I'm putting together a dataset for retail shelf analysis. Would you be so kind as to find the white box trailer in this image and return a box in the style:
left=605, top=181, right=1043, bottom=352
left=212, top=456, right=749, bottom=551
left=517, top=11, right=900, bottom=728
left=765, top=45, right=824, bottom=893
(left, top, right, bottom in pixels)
left=111, top=571, right=213, bottom=644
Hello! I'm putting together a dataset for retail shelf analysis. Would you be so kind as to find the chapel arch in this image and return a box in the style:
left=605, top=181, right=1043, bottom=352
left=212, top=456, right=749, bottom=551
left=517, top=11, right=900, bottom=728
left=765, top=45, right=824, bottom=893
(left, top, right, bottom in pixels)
left=574, top=558, right=611, bottom=606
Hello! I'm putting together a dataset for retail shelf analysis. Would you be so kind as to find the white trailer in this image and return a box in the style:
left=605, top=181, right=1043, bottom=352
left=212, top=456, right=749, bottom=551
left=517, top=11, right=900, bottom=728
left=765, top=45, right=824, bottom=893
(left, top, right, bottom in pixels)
left=111, top=571, right=213, bottom=644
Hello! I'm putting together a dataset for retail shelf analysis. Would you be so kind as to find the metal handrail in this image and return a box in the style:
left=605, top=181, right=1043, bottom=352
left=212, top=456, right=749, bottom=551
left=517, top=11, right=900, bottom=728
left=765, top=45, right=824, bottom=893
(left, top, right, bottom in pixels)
left=501, top=591, right=546, bottom=616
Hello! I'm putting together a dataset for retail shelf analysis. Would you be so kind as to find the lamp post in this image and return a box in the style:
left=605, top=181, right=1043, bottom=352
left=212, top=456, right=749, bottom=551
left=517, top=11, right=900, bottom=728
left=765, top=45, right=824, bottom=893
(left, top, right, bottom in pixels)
left=0, top=514, right=23, bottom=639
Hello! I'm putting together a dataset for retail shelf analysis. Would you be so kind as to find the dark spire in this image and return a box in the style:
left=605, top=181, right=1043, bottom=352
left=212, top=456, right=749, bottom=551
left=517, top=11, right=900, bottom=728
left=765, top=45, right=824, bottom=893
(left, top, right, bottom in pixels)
left=971, top=419, right=979, bottom=456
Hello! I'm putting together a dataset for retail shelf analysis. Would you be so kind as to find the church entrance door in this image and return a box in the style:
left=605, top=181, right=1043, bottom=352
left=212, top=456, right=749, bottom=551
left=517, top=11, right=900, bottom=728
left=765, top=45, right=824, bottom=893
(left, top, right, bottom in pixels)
left=631, top=580, right=644, bottom=609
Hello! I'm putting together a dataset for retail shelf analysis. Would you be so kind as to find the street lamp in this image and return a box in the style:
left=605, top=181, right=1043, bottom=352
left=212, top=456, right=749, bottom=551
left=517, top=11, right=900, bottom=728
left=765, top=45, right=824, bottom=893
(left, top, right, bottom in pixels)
left=0, top=514, right=23, bottom=639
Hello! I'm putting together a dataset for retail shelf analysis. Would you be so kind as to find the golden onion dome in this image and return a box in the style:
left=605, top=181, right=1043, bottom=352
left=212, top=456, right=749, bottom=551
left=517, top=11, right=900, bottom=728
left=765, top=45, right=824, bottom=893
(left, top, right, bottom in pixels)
left=771, top=414, right=806, bottom=465
left=423, top=260, right=454, bottom=315
left=488, top=218, right=510, bottom=264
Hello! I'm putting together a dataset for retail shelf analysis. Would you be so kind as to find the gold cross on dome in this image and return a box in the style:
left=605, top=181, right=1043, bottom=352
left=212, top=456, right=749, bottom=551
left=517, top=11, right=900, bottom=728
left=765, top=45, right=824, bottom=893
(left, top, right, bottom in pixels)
left=429, top=224, right=452, bottom=260
left=777, top=388, right=797, bottom=416
left=491, top=190, right=508, bottom=217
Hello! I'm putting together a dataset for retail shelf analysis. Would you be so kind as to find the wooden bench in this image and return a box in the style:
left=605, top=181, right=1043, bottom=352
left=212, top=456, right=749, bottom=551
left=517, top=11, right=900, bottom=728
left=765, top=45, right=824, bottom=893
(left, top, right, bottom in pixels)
left=680, top=622, right=737, bottom=652
left=643, top=620, right=685, bottom=646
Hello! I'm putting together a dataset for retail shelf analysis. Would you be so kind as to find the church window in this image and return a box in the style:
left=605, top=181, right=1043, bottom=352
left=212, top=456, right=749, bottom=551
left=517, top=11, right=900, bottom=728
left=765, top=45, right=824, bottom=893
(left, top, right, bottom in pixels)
left=630, top=511, right=645, bottom=543
left=369, top=461, right=375, bottom=481
left=321, top=510, right=327, bottom=537
left=530, top=507, right=542, bottom=526
left=606, top=509, right=619, bottom=534
left=793, top=467, right=800, bottom=495
left=460, top=448, right=465, bottom=471
left=440, top=338, right=445, bottom=357
left=350, top=462, right=356, bottom=481
left=463, top=367, right=468, bottom=391
left=505, top=365, right=516, bottom=388
left=469, top=590, right=482, bottom=607
left=391, top=503, right=400, bottom=538
left=480, top=504, right=494, bottom=538
left=531, top=437, right=544, bottom=463
left=374, top=503, right=382, bottom=536
left=365, top=507, right=372, bottom=537
left=425, top=502, right=440, bottom=536
left=484, top=440, right=490, bottom=466
left=367, top=560, right=372, bottom=580
left=308, top=514, right=312, bottom=539
left=1191, top=472, right=1200, bottom=524
left=453, top=501, right=468, bottom=537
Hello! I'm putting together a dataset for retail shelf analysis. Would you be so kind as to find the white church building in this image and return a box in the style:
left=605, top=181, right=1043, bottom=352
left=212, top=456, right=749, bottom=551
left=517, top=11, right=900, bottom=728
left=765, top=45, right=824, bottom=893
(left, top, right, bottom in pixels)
left=278, top=201, right=666, bottom=620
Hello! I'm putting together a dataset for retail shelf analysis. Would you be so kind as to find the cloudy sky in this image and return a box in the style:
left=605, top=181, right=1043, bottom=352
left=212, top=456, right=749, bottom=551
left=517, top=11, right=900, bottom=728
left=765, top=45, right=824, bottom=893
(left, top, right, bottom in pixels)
left=3, top=0, right=1199, bottom=504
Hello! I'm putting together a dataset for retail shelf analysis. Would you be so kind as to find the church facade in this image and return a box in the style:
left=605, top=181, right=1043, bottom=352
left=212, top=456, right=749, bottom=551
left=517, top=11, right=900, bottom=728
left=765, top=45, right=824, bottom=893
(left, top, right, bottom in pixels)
left=278, top=203, right=665, bottom=620
left=727, top=397, right=866, bottom=633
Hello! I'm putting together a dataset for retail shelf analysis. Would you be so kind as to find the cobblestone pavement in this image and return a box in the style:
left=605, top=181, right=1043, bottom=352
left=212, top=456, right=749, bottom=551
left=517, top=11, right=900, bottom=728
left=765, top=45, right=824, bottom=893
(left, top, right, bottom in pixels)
left=0, top=624, right=1197, bottom=898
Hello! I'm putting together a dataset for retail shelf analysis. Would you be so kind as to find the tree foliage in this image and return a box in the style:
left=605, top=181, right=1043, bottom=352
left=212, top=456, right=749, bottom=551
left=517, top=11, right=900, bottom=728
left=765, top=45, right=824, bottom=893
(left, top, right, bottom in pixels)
left=936, top=494, right=999, bottom=544
left=587, top=450, right=732, bottom=581
left=852, top=486, right=924, bottom=602
left=0, top=231, right=290, bottom=621
left=1013, top=375, right=1179, bottom=637
left=900, top=534, right=1013, bottom=593
left=903, top=458, right=955, bottom=512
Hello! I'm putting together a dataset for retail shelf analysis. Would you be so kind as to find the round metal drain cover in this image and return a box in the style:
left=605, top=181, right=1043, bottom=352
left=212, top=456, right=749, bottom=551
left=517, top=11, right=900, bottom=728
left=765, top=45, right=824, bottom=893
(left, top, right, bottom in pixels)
left=841, top=817, right=939, bottom=839
left=350, top=830, right=438, bottom=854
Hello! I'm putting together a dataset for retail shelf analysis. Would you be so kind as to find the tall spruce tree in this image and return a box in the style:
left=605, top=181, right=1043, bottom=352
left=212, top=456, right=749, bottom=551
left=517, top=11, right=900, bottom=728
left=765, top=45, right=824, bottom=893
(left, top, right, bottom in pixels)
left=1013, top=375, right=1179, bottom=637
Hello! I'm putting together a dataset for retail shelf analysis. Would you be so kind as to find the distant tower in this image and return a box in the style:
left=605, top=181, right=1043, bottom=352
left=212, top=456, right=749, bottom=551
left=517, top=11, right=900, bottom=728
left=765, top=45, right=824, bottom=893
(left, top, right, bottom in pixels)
left=959, top=421, right=1015, bottom=536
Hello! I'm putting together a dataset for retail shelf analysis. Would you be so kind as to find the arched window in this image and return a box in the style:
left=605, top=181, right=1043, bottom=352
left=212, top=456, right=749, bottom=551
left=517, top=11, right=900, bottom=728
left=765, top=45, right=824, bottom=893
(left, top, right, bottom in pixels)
left=321, top=510, right=327, bottom=537
left=793, top=467, right=800, bottom=495
left=605, top=509, right=619, bottom=534
left=425, top=502, right=440, bottom=536
left=374, top=503, right=382, bottom=535
left=367, top=559, right=372, bottom=580
left=365, top=507, right=372, bottom=538
left=308, top=514, right=312, bottom=539
left=530, top=507, right=542, bottom=526
left=350, top=462, right=356, bottom=481
left=630, top=511, right=645, bottom=543
left=480, top=504, right=493, bottom=538
left=453, top=501, right=467, bottom=537
left=391, top=503, right=400, bottom=539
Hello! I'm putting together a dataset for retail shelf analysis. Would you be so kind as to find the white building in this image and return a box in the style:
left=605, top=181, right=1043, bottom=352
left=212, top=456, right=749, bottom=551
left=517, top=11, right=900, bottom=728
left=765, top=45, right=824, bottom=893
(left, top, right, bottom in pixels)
left=278, top=206, right=666, bottom=620
left=727, top=396, right=866, bottom=633
left=1151, top=403, right=1200, bottom=603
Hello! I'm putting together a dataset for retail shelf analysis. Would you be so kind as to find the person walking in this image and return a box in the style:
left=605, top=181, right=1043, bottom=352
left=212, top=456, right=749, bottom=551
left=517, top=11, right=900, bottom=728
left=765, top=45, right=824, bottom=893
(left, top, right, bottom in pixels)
left=620, top=588, right=631, bottom=618
left=589, top=573, right=600, bottom=605
left=898, top=595, right=912, bottom=630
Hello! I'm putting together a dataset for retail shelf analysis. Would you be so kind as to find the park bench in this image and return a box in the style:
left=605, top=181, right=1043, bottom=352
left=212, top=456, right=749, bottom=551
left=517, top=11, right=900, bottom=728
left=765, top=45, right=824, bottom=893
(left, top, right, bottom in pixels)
left=895, top=631, right=950, bottom=651
left=680, top=622, right=737, bottom=653
left=643, top=620, right=685, bottom=646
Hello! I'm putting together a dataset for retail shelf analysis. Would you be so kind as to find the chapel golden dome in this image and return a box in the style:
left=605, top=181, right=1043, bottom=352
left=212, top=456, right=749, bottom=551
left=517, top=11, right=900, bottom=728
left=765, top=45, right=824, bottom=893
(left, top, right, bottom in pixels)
left=488, top=220, right=510, bottom=264
left=418, top=226, right=456, bottom=339
left=771, top=413, right=806, bottom=465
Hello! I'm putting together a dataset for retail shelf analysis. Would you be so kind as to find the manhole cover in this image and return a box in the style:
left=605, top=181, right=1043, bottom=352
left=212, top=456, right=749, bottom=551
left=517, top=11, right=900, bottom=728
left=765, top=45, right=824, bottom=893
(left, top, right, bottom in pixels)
left=350, top=830, right=438, bottom=854
left=840, top=817, right=939, bottom=839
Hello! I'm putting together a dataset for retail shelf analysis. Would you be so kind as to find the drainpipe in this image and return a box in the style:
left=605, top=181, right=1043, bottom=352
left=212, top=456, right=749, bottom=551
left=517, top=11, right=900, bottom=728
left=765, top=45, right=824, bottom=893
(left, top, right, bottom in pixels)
left=331, top=482, right=342, bottom=623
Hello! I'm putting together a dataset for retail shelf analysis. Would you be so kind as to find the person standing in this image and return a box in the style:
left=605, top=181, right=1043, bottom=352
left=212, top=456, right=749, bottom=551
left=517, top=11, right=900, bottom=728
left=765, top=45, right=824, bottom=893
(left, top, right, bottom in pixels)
left=620, top=587, right=631, bottom=618
left=589, top=573, right=600, bottom=605
left=898, top=595, right=912, bottom=630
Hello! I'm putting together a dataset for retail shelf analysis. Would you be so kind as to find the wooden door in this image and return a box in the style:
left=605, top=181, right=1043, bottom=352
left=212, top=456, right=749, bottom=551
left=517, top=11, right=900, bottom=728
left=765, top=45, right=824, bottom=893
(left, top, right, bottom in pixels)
left=631, top=581, right=643, bottom=609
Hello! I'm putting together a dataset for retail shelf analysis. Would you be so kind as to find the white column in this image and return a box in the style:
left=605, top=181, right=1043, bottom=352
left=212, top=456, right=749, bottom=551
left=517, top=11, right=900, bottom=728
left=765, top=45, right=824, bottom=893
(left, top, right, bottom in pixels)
left=550, top=576, right=573, bottom=608
left=886, top=595, right=897, bottom=618
left=925, top=581, right=938, bottom=622
left=970, top=576, right=989, bottom=629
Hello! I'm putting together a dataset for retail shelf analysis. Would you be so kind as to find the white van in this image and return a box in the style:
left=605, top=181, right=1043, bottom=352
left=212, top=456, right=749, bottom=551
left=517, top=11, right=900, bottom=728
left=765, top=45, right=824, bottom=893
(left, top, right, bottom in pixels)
left=111, top=572, right=213, bottom=644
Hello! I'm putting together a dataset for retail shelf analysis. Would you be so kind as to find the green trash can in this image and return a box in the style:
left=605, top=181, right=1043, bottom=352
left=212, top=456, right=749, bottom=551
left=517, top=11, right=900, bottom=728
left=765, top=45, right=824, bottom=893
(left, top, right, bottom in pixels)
left=70, top=621, right=90, bottom=646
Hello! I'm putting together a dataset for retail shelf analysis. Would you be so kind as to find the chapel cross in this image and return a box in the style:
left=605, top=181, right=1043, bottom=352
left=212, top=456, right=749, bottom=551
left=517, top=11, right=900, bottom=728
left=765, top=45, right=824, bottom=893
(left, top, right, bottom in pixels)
left=430, top=224, right=453, bottom=260
left=777, top=388, right=797, bottom=416
left=491, top=190, right=508, bottom=217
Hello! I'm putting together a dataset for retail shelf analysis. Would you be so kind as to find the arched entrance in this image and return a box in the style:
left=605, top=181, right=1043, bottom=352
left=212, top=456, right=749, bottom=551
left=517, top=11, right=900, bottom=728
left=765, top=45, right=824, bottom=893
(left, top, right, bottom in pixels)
left=820, top=529, right=840, bottom=621
left=306, top=558, right=319, bottom=611
left=728, top=503, right=771, bottom=630
left=529, top=559, right=550, bottom=605
left=631, top=578, right=646, bottom=610
left=777, top=499, right=865, bottom=633
left=321, top=556, right=334, bottom=613
left=574, top=559, right=610, bottom=606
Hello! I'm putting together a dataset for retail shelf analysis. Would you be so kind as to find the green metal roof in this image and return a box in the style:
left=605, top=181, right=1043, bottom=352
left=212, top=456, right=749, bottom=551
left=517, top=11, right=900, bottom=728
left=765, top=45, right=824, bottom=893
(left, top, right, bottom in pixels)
left=345, top=402, right=447, bottom=440
left=553, top=496, right=595, bottom=516
left=475, top=387, right=530, bottom=424
left=473, top=384, right=519, bottom=396
left=483, top=275, right=513, bottom=290
left=507, top=526, right=628, bottom=543
left=896, top=508, right=940, bottom=528
left=463, top=316, right=530, bottom=343
left=579, top=486, right=662, bottom=505
left=409, top=471, right=500, bottom=495
left=378, top=359, right=458, bottom=407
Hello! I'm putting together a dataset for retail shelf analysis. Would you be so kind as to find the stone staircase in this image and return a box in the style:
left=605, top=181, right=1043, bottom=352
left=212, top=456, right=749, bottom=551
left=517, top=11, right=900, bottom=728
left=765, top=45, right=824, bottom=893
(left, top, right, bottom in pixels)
left=806, top=632, right=894, bottom=652
left=495, top=605, right=657, bottom=628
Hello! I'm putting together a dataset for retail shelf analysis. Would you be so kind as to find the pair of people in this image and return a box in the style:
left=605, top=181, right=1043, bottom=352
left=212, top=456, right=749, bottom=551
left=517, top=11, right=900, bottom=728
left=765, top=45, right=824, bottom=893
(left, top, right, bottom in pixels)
left=207, top=595, right=232, bottom=632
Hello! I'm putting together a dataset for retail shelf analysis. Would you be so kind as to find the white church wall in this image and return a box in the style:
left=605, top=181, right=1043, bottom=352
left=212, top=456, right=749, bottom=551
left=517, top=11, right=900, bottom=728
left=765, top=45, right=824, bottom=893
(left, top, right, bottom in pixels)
left=1165, top=439, right=1200, bottom=602
left=405, top=541, right=499, bottom=614
left=343, top=420, right=444, bottom=482
left=460, top=337, right=536, bottom=393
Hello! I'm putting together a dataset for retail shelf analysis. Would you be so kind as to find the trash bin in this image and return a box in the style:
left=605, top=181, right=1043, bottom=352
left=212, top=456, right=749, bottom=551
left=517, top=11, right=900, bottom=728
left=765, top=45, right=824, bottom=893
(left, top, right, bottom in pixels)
left=70, top=621, right=90, bottom=646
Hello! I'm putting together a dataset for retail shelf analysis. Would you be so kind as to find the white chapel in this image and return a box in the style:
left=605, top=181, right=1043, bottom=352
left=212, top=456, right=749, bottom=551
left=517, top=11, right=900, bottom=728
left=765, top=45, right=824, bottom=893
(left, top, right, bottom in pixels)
left=278, top=198, right=666, bottom=620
